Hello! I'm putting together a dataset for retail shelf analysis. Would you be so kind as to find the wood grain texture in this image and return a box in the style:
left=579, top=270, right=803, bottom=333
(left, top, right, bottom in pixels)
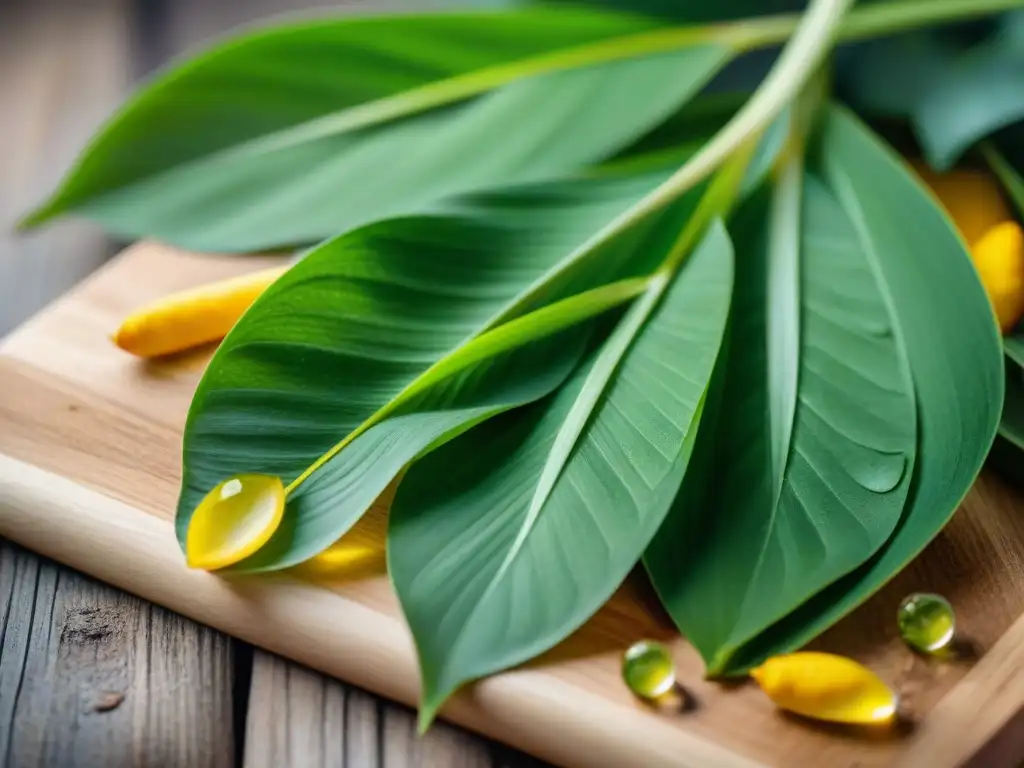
left=244, top=650, right=545, bottom=767
left=0, top=449, right=756, bottom=768
left=0, top=0, right=129, bottom=335
left=0, top=539, right=235, bottom=768
left=1, top=240, right=1024, bottom=767
left=0, top=3, right=240, bottom=766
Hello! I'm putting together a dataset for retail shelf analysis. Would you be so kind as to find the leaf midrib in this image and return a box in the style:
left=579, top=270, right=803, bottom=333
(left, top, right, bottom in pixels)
left=85, top=0, right=1024, bottom=175
left=181, top=0, right=855, bottom=513
left=485, top=273, right=670, bottom=594
left=281, top=276, right=651, bottom=493
left=91, top=26, right=740, bottom=199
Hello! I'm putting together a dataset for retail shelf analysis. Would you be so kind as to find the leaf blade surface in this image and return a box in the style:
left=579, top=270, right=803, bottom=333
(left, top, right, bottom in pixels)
left=388, top=221, right=734, bottom=724
left=176, top=171, right=706, bottom=568
left=646, top=159, right=917, bottom=672
left=699, top=104, right=1004, bottom=673
left=24, top=9, right=732, bottom=251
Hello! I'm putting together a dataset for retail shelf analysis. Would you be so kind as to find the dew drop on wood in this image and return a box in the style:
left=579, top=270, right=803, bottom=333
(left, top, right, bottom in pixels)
left=622, top=640, right=675, bottom=700
left=898, top=593, right=956, bottom=653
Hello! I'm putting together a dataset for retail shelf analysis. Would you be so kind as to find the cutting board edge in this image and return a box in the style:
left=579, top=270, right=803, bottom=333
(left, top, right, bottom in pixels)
left=0, top=451, right=768, bottom=768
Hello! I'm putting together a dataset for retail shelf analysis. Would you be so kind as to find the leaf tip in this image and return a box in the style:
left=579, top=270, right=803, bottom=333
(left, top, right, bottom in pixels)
left=416, top=700, right=441, bottom=735
left=704, top=646, right=741, bottom=679
left=14, top=200, right=57, bottom=232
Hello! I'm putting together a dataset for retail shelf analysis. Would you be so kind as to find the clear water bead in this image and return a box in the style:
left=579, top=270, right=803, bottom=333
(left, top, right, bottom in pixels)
left=622, top=640, right=676, bottom=700
left=897, top=593, right=955, bottom=653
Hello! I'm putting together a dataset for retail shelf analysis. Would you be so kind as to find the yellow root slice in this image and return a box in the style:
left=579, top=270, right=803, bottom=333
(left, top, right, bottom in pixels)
left=750, top=652, right=898, bottom=725
left=972, top=221, right=1024, bottom=332
left=910, top=161, right=1013, bottom=245
left=112, top=265, right=288, bottom=358
left=910, top=161, right=1024, bottom=333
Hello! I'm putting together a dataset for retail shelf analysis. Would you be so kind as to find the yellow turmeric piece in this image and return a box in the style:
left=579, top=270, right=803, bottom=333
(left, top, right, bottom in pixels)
left=911, top=161, right=1024, bottom=333
left=750, top=652, right=898, bottom=725
left=972, top=222, right=1024, bottom=333
left=112, top=265, right=288, bottom=358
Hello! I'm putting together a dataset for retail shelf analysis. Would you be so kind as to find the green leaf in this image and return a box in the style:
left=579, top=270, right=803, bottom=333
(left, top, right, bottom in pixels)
left=914, top=42, right=1024, bottom=170
left=176, top=171, right=707, bottom=567
left=706, top=104, right=1004, bottom=673
left=175, top=0, right=854, bottom=572
left=225, top=277, right=647, bottom=573
left=1007, top=332, right=1024, bottom=370
left=22, top=7, right=735, bottom=252
left=645, top=143, right=917, bottom=674
left=388, top=221, right=734, bottom=728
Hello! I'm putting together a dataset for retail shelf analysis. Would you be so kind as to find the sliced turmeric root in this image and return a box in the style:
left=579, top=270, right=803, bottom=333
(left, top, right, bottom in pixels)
left=972, top=221, right=1024, bottom=333
left=909, top=161, right=1024, bottom=333
left=112, top=265, right=288, bottom=358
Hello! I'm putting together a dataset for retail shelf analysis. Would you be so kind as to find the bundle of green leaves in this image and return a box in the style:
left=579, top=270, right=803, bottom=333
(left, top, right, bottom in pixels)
left=21, top=0, right=1024, bottom=729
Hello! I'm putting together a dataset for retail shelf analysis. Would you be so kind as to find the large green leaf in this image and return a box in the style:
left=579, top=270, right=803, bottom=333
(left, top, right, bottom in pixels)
left=835, top=32, right=952, bottom=119
left=705, top=104, right=1004, bottom=673
left=222, top=277, right=646, bottom=573
left=176, top=170, right=707, bottom=568
left=388, top=221, right=734, bottom=727
left=21, top=7, right=736, bottom=252
left=645, top=147, right=917, bottom=674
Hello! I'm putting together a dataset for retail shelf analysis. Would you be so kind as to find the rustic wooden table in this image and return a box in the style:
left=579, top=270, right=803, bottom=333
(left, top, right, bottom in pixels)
left=0, top=1, right=546, bottom=765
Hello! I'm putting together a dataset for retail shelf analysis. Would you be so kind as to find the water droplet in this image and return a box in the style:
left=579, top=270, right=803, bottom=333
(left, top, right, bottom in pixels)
left=186, top=474, right=285, bottom=570
left=898, top=593, right=955, bottom=653
left=751, top=652, right=898, bottom=725
left=622, top=640, right=675, bottom=700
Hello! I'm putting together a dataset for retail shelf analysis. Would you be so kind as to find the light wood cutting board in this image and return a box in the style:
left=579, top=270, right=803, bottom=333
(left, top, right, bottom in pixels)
left=3, top=240, right=1024, bottom=768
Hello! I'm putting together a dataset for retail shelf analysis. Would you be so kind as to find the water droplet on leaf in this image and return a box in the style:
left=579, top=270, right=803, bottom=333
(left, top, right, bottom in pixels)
left=898, top=593, right=955, bottom=653
left=186, top=474, right=285, bottom=570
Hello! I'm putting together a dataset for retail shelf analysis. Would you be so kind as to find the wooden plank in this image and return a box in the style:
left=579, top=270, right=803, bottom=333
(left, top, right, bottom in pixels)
left=0, top=2, right=239, bottom=766
left=244, top=650, right=544, bottom=767
left=0, top=539, right=236, bottom=767
left=0, top=0, right=129, bottom=335
left=8, top=238, right=1024, bottom=766
left=0, top=449, right=759, bottom=768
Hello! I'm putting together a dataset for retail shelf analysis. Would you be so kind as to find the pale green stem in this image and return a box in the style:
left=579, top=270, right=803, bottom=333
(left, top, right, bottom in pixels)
left=573, top=0, right=854, bottom=259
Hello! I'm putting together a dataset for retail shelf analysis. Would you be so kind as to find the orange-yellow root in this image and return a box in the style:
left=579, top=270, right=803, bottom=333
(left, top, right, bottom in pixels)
left=973, top=221, right=1024, bottom=332
left=750, top=652, right=898, bottom=725
left=910, top=161, right=1013, bottom=245
left=112, top=265, right=288, bottom=358
left=909, top=160, right=1024, bottom=333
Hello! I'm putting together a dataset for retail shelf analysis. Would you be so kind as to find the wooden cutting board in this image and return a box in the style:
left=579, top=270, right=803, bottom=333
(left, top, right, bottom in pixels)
left=2, top=240, right=1024, bottom=768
